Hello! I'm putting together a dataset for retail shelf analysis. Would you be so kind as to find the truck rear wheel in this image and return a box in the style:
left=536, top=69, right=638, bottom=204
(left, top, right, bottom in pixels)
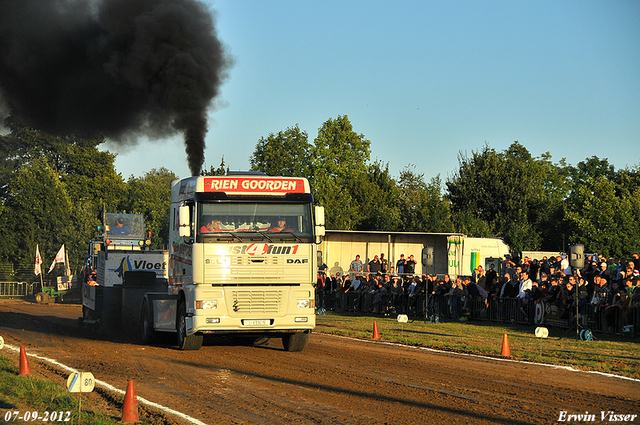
left=282, top=332, right=310, bottom=352
left=177, top=302, right=203, bottom=350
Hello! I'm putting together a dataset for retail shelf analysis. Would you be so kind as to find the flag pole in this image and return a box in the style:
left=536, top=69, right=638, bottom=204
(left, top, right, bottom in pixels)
left=65, top=248, right=71, bottom=277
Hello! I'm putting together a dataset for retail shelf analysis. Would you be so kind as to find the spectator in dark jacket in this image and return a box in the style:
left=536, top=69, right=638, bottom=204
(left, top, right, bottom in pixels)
left=485, top=264, right=498, bottom=290
left=500, top=273, right=519, bottom=298
left=466, top=277, right=488, bottom=299
left=545, top=278, right=561, bottom=304
left=448, top=278, right=467, bottom=319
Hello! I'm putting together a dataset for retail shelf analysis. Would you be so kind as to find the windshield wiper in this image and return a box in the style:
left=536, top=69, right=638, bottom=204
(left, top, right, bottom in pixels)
left=255, top=231, right=274, bottom=243
left=229, top=232, right=246, bottom=242
left=275, top=232, right=303, bottom=242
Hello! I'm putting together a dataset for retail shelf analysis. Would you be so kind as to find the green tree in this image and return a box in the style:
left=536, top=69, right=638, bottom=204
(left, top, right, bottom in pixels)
left=397, top=165, right=452, bottom=233
left=310, top=115, right=371, bottom=229
left=56, top=138, right=127, bottom=266
left=124, top=168, right=177, bottom=249
left=0, top=114, right=126, bottom=272
left=201, top=156, right=229, bottom=176
left=356, top=161, right=402, bottom=231
left=446, top=142, right=558, bottom=252
left=539, top=157, right=572, bottom=251
left=57, top=139, right=126, bottom=212
left=0, top=157, right=72, bottom=269
left=567, top=156, right=617, bottom=184
left=615, top=165, right=640, bottom=196
left=563, top=159, right=640, bottom=257
left=250, top=125, right=312, bottom=177
left=564, top=176, right=640, bottom=257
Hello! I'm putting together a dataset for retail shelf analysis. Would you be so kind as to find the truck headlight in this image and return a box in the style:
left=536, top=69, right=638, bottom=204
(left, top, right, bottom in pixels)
left=297, top=299, right=314, bottom=309
left=213, top=257, right=231, bottom=266
left=196, top=300, right=218, bottom=309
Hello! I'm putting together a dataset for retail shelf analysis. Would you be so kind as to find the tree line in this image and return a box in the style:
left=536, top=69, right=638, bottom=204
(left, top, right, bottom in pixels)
left=0, top=115, right=176, bottom=278
left=249, top=115, right=640, bottom=259
left=1, top=113, right=639, bottom=280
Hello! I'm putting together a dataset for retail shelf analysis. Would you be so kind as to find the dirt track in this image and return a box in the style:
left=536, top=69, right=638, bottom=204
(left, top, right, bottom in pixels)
left=0, top=299, right=638, bottom=424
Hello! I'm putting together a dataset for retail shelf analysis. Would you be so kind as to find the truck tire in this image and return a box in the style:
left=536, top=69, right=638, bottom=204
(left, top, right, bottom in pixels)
left=141, top=301, right=156, bottom=344
left=282, top=332, right=310, bottom=352
left=177, top=302, right=203, bottom=350
left=35, top=292, right=49, bottom=304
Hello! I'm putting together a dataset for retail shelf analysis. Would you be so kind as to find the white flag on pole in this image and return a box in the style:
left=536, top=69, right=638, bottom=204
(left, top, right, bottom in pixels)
left=34, top=245, right=43, bottom=276
left=48, top=244, right=66, bottom=273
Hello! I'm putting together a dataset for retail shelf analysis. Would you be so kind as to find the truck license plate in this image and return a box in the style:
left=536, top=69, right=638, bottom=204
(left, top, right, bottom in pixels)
left=244, top=319, right=270, bottom=326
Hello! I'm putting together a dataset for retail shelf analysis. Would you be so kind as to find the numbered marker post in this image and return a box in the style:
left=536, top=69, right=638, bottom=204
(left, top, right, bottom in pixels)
left=534, top=327, right=549, bottom=338
left=580, top=329, right=593, bottom=342
left=397, top=314, right=408, bottom=337
left=67, top=372, right=95, bottom=393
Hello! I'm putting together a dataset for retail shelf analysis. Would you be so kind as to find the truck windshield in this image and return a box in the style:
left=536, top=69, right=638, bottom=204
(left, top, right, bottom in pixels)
left=105, top=213, right=144, bottom=239
left=198, top=203, right=313, bottom=238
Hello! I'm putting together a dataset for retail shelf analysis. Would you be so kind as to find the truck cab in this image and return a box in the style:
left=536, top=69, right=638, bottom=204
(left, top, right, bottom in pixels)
left=154, top=174, right=324, bottom=351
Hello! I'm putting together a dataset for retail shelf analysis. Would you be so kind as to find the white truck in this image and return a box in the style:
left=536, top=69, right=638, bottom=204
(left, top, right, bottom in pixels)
left=446, top=236, right=510, bottom=277
left=139, top=173, right=325, bottom=351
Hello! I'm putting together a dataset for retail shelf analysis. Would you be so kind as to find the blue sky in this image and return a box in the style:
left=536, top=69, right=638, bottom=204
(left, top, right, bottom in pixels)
left=110, top=0, right=640, bottom=182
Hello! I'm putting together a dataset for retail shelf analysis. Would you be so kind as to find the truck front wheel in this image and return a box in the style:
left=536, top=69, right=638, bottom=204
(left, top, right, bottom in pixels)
left=177, top=302, right=203, bottom=350
left=282, top=332, right=310, bottom=352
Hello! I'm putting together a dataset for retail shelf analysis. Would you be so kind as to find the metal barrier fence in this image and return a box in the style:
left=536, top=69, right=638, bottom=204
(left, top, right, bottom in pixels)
left=0, top=264, right=36, bottom=283
left=0, top=282, right=39, bottom=298
left=316, top=290, right=640, bottom=338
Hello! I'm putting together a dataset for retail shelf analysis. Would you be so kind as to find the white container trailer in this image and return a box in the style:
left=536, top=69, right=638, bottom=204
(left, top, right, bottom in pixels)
left=320, top=231, right=509, bottom=279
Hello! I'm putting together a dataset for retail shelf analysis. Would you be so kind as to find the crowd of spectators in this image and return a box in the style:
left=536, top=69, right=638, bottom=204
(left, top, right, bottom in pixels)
left=489, top=253, right=640, bottom=332
left=316, top=253, right=432, bottom=316
left=316, top=252, right=640, bottom=334
left=316, top=253, right=485, bottom=320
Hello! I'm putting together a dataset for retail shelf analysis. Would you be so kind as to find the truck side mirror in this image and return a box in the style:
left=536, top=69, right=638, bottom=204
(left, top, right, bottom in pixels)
left=315, top=206, right=325, bottom=226
left=178, top=204, right=192, bottom=238
left=314, top=206, right=325, bottom=243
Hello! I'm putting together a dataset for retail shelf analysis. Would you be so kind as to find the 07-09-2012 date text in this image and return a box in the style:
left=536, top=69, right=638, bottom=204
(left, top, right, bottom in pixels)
left=3, top=412, right=71, bottom=422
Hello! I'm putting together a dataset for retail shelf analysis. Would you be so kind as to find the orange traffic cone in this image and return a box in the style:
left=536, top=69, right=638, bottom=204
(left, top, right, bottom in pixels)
left=19, top=346, right=31, bottom=375
left=501, top=333, right=511, bottom=357
left=121, top=380, right=139, bottom=424
left=373, top=321, right=380, bottom=340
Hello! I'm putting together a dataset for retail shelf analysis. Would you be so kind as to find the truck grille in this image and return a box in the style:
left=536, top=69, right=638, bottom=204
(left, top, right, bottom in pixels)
left=229, top=289, right=283, bottom=314
left=230, top=256, right=283, bottom=266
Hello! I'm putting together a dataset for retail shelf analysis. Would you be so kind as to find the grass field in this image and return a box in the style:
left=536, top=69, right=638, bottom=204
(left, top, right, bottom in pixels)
left=316, top=311, right=640, bottom=379
left=0, top=355, right=120, bottom=425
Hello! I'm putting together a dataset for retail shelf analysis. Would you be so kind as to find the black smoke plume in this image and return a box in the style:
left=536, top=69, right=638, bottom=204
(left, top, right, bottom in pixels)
left=0, top=0, right=232, bottom=176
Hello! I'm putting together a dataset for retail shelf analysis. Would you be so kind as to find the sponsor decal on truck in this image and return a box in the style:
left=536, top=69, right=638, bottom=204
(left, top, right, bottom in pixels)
left=99, top=252, right=168, bottom=287
left=220, top=244, right=302, bottom=256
